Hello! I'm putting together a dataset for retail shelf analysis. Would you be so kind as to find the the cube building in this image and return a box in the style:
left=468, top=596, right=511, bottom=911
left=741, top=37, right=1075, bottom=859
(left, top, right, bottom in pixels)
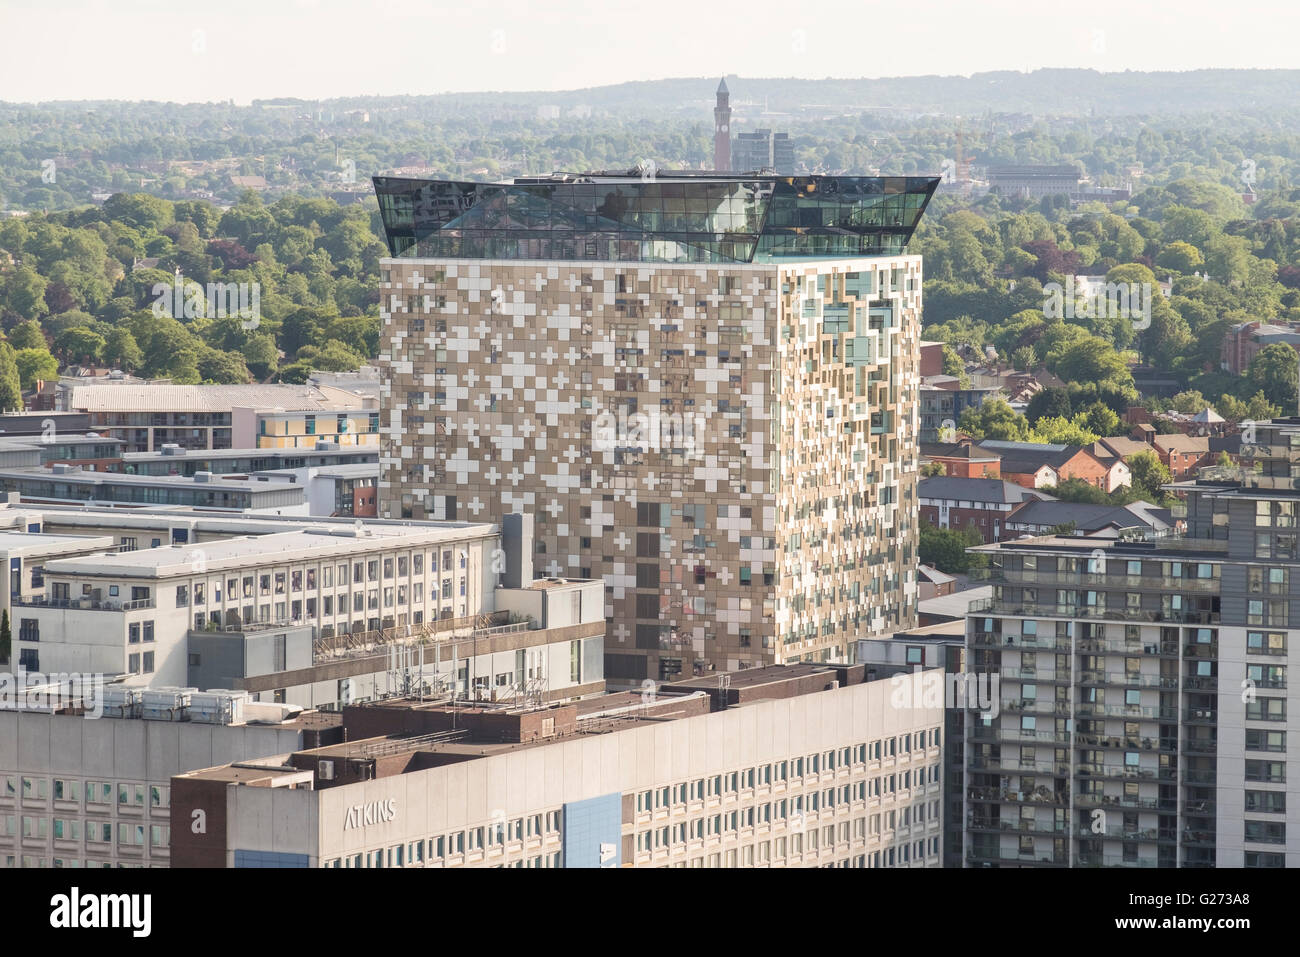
left=374, top=171, right=938, bottom=682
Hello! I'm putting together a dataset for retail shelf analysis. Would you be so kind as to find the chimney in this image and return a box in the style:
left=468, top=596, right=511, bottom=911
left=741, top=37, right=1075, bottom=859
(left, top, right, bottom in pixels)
left=501, top=512, right=534, bottom=589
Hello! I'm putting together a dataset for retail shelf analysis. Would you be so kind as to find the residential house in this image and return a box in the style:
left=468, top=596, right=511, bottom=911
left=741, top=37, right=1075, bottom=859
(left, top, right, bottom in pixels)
left=976, top=440, right=1124, bottom=491
left=918, top=475, right=1052, bottom=543
left=920, top=440, right=1001, bottom=479
left=1003, top=499, right=1177, bottom=538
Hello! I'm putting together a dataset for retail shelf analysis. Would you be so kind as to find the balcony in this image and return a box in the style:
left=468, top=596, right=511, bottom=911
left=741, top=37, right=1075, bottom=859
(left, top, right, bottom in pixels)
left=1075, top=764, right=1177, bottom=782
left=1075, top=704, right=1178, bottom=720
left=1002, top=699, right=1072, bottom=716
left=1076, top=638, right=1179, bottom=657
left=1076, top=826, right=1173, bottom=842
left=969, top=598, right=1218, bottom=626
left=1076, top=855, right=1158, bottom=868
left=1075, top=793, right=1177, bottom=812
left=1074, top=733, right=1171, bottom=753
left=1183, top=708, right=1217, bottom=724
left=969, top=756, right=1069, bottom=775
left=968, top=786, right=1069, bottom=807
left=12, top=595, right=155, bottom=611
left=966, top=848, right=1067, bottom=867
left=1077, top=671, right=1178, bottom=689
left=1181, top=739, right=1217, bottom=755
left=967, top=632, right=1071, bottom=652
left=970, top=568, right=1218, bottom=595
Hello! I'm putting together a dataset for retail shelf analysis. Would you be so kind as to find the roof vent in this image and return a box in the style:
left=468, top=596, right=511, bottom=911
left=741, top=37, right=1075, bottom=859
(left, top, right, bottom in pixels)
left=161, top=444, right=183, bottom=456
left=194, top=471, right=213, bottom=483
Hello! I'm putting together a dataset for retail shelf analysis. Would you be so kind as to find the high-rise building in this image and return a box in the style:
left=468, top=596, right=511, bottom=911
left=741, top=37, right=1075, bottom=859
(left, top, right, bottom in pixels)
left=964, top=418, right=1300, bottom=868
left=373, top=171, right=939, bottom=682
left=713, top=78, right=731, bottom=171
left=733, top=129, right=795, bottom=176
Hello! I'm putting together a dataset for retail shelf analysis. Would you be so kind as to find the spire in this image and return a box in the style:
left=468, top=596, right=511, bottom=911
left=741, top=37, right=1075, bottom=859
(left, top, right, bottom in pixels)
left=717, top=76, right=729, bottom=95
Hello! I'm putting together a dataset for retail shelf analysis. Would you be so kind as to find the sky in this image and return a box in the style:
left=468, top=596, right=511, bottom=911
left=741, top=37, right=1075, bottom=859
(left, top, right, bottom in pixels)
left=2, top=0, right=1299, bottom=104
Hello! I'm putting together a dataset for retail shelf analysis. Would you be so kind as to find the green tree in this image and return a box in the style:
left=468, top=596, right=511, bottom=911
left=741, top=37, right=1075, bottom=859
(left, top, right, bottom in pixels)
left=7, top=320, right=46, bottom=351
left=958, top=398, right=1032, bottom=441
left=1026, top=387, right=1073, bottom=424
left=103, top=328, right=143, bottom=373
left=14, top=348, right=58, bottom=391
left=1247, top=343, right=1300, bottom=410
left=0, top=343, right=23, bottom=411
left=53, top=327, right=106, bottom=365
left=1079, top=401, right=1120, bottom=437
left=1127, top=449, right=1172, bottom=496
left=241, top=334, right=280, bottom=380
left=919, top=522, right=985, bottom=574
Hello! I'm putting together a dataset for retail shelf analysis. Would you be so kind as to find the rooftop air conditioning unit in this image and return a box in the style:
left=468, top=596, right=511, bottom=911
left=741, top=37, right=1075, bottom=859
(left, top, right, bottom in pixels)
left=318, top=760, right=335, bottom=781
left=194, top=471, right=212, bottom=482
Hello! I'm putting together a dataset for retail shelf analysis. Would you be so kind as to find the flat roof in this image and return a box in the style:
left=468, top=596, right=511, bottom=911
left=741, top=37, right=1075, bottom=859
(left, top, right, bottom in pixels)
left=121, top=446, right=377, bottom=463
left=69, top=383, right=370, bottom=413
left=0, top=468, right=283, bottom=491
left=0, top=531, right=114, bottom=552
left=44, top=523, right=497, bottom=578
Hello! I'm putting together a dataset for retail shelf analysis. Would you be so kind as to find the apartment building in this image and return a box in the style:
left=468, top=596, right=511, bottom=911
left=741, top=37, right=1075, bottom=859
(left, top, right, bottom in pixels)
left=373, top=171, right=939, bottom=682
left=170, top=663, right=944, bottom=869
left=0, top=704, right=338, bottom=869
left=964, top=417, right=1300, bottom=868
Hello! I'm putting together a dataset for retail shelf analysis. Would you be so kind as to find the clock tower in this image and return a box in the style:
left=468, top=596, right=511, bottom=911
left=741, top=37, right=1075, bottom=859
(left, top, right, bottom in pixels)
left=713, top=77, right=731, bottom=172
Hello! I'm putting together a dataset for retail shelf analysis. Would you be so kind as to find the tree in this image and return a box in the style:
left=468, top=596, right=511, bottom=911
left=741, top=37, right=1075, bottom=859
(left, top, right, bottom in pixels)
left=958, top=398, right=1032, bottom=441
left=1127, top=449, right=1172, bottom=495
left=1079, top=401, right=1120, bottom=437
left=1026, top=387, right=1073, bottom=425
left=1042, top=478, right=1110, bottom=504
left=1247, top=343, right=1300, bottom=410
left=197, top=347, right=251, bottom=384
left=919, top=461, right=946, bottom=477
left=1010, top=346, right=1036, bottom=372
left=103, top=328, right=143, bottom=373
left=1155, top=241, right=1204, bottom=274
left=0, top=343, right=23, bottom=411
left=53, top=327, right=106, bottom=365
left=14, top=348, right=58, bottom=391
left=919, top=522, right=985, bottom=574
left=7, top=319, right=46, bottom=351
left=1031, top=415, right=1099, bottom=446
left=241, top=334, right=280, bottom=380
left=941, top=343, right=965, bottom=378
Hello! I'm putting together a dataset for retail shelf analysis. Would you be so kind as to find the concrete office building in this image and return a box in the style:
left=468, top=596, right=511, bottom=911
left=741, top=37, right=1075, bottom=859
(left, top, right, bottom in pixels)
left=373, top=170, right=939, bottom=682
left=67, top=384, right=376, bottom=453
left=2, top=504, right=604, bottom=709
left=0, top=704, right=339, bottom=869
left=171, top=664, right=944, bottom=869
left=112, top=443, right=378, bottom=478
left=964, top=417, right=1300, bottom=868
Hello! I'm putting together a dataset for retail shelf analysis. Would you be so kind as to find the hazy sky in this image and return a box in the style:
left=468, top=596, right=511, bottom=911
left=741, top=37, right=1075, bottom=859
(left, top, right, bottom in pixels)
left=3, top=0, right=1299, bottom=103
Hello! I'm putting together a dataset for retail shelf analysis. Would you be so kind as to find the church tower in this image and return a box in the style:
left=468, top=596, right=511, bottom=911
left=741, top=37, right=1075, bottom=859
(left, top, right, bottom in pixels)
left=713, top=77, right=731, bottom=172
